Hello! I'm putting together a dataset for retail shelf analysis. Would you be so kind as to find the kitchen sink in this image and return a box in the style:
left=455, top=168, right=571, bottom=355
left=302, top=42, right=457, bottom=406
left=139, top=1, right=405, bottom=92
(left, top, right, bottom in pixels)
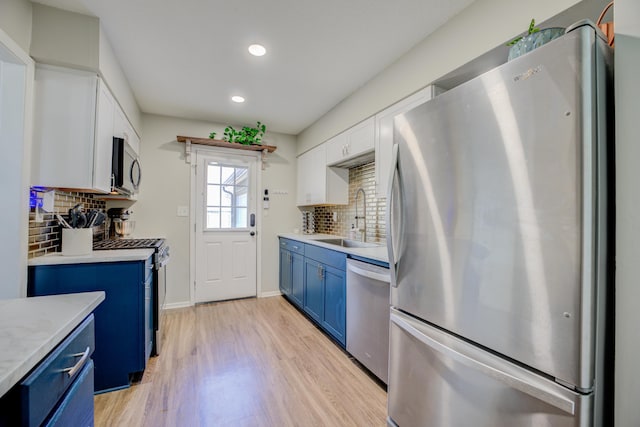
left=314, top=238, right=383, bottom=249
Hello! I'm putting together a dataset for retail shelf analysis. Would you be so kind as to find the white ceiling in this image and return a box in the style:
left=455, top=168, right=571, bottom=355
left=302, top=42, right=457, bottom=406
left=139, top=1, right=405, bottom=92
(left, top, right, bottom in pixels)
left=32, top=0, right=474, bottom=134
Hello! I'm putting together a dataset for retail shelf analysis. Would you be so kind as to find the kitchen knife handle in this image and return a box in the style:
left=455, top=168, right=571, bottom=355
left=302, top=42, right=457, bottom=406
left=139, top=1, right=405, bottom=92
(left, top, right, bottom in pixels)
left=386, top=143, right=400, bottom=288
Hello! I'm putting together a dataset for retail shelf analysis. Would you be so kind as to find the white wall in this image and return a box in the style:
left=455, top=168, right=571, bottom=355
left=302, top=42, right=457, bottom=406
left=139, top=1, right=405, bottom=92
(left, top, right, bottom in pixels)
left=0, top=0, right=32, bottom=54
left=30, top=3, right=100, bottom=71
left=134, top=114, right=299, bottom=306
left=297, top=0, right=583, bottom=154
left=615, top=0, right=640, bottom=425
left=99, top=26, right=142, bottom=132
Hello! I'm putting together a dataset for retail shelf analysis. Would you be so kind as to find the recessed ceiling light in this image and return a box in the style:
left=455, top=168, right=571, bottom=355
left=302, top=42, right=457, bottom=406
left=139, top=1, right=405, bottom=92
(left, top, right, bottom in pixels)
left=248, top=44, right=266, bottom=57
left=231, top=95, right=245, bottom=103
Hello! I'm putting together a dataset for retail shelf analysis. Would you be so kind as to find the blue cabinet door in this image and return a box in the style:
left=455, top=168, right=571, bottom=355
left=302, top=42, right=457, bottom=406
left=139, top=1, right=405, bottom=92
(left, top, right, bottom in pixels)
left=290, top=252, right=304, bottom=308
left=304, top=258, right=323, bottom=322
left=321, top=265, right=346, bottom=346
left=144, top=274, right=153, bottom=362
left=279, top=248, right=292, bottom=296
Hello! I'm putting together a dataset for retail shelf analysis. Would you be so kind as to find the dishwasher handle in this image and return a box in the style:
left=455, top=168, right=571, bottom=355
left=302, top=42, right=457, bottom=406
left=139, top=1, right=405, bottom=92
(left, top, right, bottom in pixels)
left=347, top=261, right=390, bottom=283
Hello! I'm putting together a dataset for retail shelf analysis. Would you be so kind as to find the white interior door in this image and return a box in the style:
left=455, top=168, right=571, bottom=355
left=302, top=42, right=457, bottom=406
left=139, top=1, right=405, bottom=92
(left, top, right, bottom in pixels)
left=195, top=151, right=258, bottom=303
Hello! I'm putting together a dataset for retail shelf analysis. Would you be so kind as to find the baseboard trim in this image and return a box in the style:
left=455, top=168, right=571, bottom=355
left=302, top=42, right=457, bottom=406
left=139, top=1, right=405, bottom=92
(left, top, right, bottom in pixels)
left=259, top=291, right=282, bottom=298
left=164, top=301, right=194, bottom=310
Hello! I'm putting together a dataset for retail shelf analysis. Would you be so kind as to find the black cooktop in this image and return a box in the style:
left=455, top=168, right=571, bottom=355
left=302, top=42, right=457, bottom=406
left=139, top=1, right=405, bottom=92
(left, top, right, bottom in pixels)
left=93, top=238, right=165, bottom=250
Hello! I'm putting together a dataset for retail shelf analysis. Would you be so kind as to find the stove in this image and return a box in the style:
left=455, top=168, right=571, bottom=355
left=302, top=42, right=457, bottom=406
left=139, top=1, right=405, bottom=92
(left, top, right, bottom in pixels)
left=93, top=238, right=170, bottom=356
left=94, top=238, right=170, bottom=269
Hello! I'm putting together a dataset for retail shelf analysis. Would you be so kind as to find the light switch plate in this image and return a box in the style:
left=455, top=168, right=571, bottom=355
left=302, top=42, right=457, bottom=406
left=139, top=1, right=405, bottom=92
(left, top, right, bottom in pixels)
left=177, top=206, right=189, bottom=217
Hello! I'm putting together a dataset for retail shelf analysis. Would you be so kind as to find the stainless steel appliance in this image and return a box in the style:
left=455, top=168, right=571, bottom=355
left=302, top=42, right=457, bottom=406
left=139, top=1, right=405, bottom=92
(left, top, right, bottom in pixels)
left=93, top=238, right=170, bottom=356
left=106, top=208, right=134, bottom=239
left=346, top=259, right=390, bottom=384
left=386, top=22, right=613, bottom=427
left=112, top=137, right=141, bottom=196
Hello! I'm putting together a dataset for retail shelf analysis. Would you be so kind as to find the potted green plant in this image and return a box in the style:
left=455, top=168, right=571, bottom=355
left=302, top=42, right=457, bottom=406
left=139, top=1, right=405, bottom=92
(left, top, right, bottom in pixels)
left=507, top=19, right=565, bottom=61
left=222, top=121, right=266, bottom=145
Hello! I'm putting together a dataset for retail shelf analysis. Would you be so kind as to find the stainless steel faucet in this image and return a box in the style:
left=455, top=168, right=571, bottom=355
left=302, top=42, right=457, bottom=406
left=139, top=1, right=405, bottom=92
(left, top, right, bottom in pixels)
left=354, top=187, right=366, bottom=242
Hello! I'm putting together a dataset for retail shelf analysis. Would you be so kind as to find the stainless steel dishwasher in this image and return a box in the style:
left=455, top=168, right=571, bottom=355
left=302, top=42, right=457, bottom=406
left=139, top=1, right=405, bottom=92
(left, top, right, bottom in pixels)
left=346, top=258, right=391, bottom=384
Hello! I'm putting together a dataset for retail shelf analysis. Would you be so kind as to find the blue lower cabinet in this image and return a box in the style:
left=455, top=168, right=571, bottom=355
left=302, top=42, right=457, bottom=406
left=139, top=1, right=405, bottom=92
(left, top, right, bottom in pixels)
left=0, top=315, right=96, bottom=427
left=304, top=258, right=324, bottom=322
left=279, top=240, right=347, bottom=347
left=28, top=257, right=153, bottom=393
left=279, top=247, right=292, bottom=296
left=321, top=265, right=346, bottom=345
left=290, top=252, right=304, bottom=308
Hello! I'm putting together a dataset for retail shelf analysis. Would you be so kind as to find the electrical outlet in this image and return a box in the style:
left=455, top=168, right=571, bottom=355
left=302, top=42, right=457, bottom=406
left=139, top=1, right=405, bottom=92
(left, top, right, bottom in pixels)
left=177, top=206, right=189, bottom=217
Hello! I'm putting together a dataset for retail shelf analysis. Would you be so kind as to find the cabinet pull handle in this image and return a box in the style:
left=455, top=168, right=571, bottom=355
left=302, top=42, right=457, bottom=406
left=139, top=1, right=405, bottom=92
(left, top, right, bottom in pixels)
left=62, top=346, right=90, bottom=377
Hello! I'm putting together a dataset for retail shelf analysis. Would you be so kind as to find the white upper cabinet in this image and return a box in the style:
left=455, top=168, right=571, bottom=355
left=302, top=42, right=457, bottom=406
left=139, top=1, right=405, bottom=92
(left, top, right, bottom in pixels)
left=374, top=85, right=440, bottom=198
left=297, top=144, right=348, bottom=206
left=113, top=100, right=141, bottom=154
left=326, top=117, right=375, bottom=166
left=31, top=64, right=115, bottom=193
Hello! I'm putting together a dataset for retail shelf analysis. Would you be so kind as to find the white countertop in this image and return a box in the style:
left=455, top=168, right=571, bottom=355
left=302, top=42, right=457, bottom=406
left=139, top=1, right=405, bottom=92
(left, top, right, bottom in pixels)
left=28, top=249, right=155, bottom=266
left=0, top=291, right=105, bottom=397
left=278, top=233, right=389, bottom=264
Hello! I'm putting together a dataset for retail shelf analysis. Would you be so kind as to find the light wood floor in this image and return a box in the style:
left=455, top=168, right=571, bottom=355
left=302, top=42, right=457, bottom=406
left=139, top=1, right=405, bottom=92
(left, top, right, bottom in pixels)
left=94, top=296, right=387, bottom=426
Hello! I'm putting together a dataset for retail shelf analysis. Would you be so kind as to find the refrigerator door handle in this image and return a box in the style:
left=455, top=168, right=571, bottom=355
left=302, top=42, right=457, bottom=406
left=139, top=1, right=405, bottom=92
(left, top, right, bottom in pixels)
left=390, top=311, right=576, bottom=415
left=386, top=143, right=400, bottom=288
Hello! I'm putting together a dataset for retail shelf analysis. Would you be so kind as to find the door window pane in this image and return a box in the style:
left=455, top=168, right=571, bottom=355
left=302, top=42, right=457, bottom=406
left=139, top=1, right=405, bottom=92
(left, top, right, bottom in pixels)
left=205, top=162, right=250, bottom=229
left=207, top=165, right=221, bottom=184
left=220, top=208, right=232, bottom=228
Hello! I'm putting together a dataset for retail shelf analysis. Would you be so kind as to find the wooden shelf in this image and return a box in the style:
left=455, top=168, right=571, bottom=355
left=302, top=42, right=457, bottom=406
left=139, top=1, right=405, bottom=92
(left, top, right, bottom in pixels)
left=177, top=136, right=276, bottom=153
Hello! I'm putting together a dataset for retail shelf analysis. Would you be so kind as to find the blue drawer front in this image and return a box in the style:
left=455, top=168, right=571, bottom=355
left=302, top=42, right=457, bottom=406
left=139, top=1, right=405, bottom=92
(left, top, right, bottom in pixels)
left=279, top=238, right=305, bottom=255
left=20, top=315, right=95, bottom=427
left=304, top=244, right=346, bottom=271
left=44, top=360, right=94, bottom=427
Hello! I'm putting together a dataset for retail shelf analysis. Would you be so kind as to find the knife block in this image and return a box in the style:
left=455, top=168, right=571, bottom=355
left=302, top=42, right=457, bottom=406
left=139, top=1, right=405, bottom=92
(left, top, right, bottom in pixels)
left=62, top=228, right=93, bottom=256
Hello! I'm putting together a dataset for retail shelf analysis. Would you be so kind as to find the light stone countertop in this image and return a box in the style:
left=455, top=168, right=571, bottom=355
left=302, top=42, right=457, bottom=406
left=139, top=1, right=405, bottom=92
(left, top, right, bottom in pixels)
left=278, top=233, right=389, bottom=264
left=28, top=249, right=155, bottom=266
left=0, top=291, right=105, bottom=397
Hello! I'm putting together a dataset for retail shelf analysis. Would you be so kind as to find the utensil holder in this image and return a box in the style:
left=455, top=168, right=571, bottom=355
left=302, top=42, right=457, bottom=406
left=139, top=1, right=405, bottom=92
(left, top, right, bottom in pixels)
left=62, top=228, right=93, bottom=256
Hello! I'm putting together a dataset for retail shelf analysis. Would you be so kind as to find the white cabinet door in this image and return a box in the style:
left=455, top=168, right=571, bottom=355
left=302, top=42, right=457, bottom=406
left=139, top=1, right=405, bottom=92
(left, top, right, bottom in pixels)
left=113, top=104, right=127, bottom=139
left=326, top=117, right=375, bottom=166
left=375, top=86, right=439, bottom=198
left=325, top=132, right=347, bottom=166
left=32, top=65, right=118, bottom=193
left=297, top=144, right=348, bottom=206
left=297, top=145, right=324, bottom=205
left=346, top=116, right=374, bottom=159
left=32, top=65, right=97, bottom=190
left=94, top=79, right=115, bottom=193
left=113, top=103, right=140, bottom=154
left=124, top=120, right=140, bottom=154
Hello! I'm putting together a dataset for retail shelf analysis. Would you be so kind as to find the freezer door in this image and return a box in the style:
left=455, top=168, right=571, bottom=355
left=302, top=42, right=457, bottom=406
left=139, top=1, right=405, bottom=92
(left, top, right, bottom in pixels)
left=390, top=26, right=609, bottom=389
left=388, top=309, right=591, bottom=427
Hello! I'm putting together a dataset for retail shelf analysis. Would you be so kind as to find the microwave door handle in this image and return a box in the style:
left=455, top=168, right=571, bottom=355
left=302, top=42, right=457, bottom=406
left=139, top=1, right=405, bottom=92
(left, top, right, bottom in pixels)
left=131, top=158, right=142, bottom=190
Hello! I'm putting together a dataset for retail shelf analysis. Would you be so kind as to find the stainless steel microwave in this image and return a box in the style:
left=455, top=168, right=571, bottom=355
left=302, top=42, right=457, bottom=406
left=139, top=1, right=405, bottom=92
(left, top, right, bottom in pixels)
left=112, top=137, right=141, bottom=195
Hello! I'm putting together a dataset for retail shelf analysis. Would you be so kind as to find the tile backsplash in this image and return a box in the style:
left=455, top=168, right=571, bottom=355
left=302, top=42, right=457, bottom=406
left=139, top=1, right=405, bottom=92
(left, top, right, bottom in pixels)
left=28, top=189, right=106, bottom=258
left=313, top=162, right=386, bottom=243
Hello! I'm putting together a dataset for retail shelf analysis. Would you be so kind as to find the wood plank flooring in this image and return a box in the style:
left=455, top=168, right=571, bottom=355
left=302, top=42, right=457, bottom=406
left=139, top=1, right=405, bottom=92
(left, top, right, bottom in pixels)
left=94, top=296, right=387, bottom=426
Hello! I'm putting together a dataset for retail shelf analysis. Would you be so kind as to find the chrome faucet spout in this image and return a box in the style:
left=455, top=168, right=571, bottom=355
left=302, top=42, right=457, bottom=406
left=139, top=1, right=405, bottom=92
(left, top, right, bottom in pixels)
left=354, top=187, right=367, bottom=242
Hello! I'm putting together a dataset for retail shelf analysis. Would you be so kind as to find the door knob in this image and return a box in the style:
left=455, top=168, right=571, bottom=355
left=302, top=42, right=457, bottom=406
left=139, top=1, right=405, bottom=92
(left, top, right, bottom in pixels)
left=250, top=231, right=256, bottom=236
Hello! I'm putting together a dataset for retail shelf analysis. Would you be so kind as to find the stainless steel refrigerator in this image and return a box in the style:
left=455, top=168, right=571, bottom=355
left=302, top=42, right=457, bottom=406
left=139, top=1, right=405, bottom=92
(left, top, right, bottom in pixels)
left=386, top=21, right=613, bottom=427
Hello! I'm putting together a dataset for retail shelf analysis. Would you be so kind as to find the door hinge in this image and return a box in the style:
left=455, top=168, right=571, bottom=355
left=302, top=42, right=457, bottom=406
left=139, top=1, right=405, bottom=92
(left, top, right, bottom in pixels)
left=194, top=223, right=196, bottom=232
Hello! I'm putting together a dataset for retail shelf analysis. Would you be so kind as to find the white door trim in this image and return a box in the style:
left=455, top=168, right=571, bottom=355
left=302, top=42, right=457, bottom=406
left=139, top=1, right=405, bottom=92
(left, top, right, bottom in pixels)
left=0, top=28, right=34, bottom=298
left=189, top=145, right=262, bottom=305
